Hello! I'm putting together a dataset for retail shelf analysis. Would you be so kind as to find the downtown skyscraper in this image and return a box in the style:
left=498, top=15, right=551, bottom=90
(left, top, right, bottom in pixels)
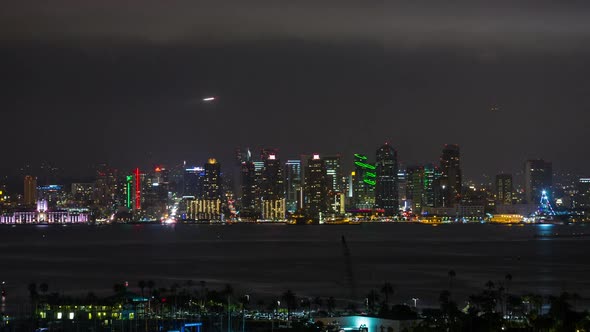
left=240, top=159, right=259, bottom=220
left=496, top=174, right=513, bottom=205
left=440, top=144, right=462, bottom=207
left=352, top=153, right=376, bottom=210
left=188, top=158, right=223, bottom=221
left=23, top=175, right=37, bottom=206
left=260, top=154, right=285, bottom=220
left=304, top=154, right=329, bottom=221
left=285, top=160, right=302, bottom=213
left=375, top=143, right=398, bottom=216
left=524, top=159, right=552, bottom=204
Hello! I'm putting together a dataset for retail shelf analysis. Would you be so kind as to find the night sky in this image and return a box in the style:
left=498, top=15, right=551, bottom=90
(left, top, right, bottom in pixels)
left=3, top=1, right=590, bottom=180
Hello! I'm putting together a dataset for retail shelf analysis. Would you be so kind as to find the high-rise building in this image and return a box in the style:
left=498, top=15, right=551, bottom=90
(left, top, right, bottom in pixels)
left=261, top=154, right=284, bottom=200
left=188, top=158, right=223, bottom=221
left=94, top=164, right=121, bottom=212
left=323, top=155, right=342, bottom=193
left=496, top=174, right=513, bottom=205
left=184, top=167, right=204, bottom=197
left=188, top=199, right=222, bottom=221
left=304, top=154, right=329, bottom=221
left=260, top=147, right=279, bottom=161
left=24, top=175, right=37, bottom=206
left=203, top=159, right=222, bottom=199
left=260, top=154, right=285, bottom=220
left=440, top=144, right=462, bottom=207
left=353, top=153, right=376, bottom=210
left=524, top=159, right=552, bottom=204
left=72, top=183, right=94, bottom=205
left=375, top=143, right=398, bottom=216
left=285, top=160, right=302, bottom=213
left=423, top=163, right=439, bottom=208
left=397, top=167, right=407, bottom=209
left=406, top=166, right=424, bottom=213
left=240, top=160, right=259, bottom=219
left=324, top=155, right=344, bottom=214
left=574, top=178, right=590, bottom=208
left=142, top=166, right=169, bottom=218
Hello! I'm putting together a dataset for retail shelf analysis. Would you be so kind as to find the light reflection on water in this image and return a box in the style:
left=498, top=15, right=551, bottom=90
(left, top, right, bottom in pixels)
left=0, top=223, right=588, bottom=309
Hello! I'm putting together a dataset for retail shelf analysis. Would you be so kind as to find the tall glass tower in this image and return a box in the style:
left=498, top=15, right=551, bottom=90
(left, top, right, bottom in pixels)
left=375, top=143, right=399, bottom=216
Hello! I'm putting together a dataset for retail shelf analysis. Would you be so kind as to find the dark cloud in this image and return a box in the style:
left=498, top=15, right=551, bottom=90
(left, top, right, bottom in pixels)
left=4, top=1, right=590, bottom=52
left=2, top=2, right=590, bottom=180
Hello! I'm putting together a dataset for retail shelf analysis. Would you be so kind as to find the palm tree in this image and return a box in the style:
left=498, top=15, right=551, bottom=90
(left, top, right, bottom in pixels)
left=199, top=280, right=206, bottom=306
left=366, top=289, right=380, bottom=313
left=380, top=282, right=394, bottom=305
left=312, top=296, right=323, bottom=311
left=113, top=283, right=126, bottom=296
left=39, top=283, right=48, bottom=295
left=28, top=282, right=38, bottom=299
left=222, top=284, right=234, bottom=299
left=39, top=283, right=48, bottom=304
left=571, top=292, right=581, bottom=312
left=448, top=270, right=456, bottom=291
left=147, top=280, right=155, bottom=296
left=504, top=274, right=512, bottom=318
left=327, top=296, right=336, bottom=313
left=504, top=274, right=512, bottom=294
left=185, top=279, right=194, bottom=300
left=485, top=280, right=495, bottom=290
left=138, top=280, right=146, bottom=297
left=257, top=299, right=265, bottom=310
left=28, top=282, right=39, bottom=316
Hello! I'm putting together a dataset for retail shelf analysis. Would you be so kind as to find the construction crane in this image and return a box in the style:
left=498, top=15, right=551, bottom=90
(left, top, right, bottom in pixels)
left=341, top=236, right=357, bottom=301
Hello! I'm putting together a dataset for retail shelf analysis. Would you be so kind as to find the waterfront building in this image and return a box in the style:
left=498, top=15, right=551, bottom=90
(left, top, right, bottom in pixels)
left=71, top=183, right=94, bottom=205
left=187, top=198, right=222, bottom=221
left=184, top=159, right=223, bottom=221
left=574, top=177, right=590, bottom=208
left=261, top=198, right=286, bottom=220
left=421, top=204, right=485, bottom=219
left=240, top=160, right=259, bottom=219
left=524, top=159, right=552, bottom=204
left=37, top=184, right=66, bottom=209
left=440, top=144, right=462, bottom=207
left=261, top=154, right=284, bottom=200
left=260, top=154, right=285, bottom=220
left=0, top=205, right=90, bottom=224
left=423, top=163, right=439, bottom=208
left=406, top=166, right=425, bottom=213
left=324, top=155, right=343, bottom=193
left=203, top=159, right=222, bottom=200
left=24, top=175, right=37, bottom=206
left=285, top=160, right=302, bottom=213
left=496, top=174, right=513, bottom=205
left=142, top=166, right=169, bottom=219
left=397, top=167, right=407, bottom=209
left=490, top=214, right=524, bottom=223
left=183, top=167, right=204, bottom=198
left=304, top=154, right=329, bottom=221
left=352, top=153, right=376, bottom=210
left=375, top=143, right=399, bottom=216
left=324, top=155, right=345, bottom=214
left=94, top=164, right=120, bottom=210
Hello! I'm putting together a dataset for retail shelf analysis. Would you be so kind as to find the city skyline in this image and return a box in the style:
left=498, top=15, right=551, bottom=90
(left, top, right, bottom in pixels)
left=1, top=142, right=582, bottom=183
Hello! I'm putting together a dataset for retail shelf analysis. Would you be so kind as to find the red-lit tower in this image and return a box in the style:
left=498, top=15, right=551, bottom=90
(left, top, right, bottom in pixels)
left=134, top=168, right=141, bottom=210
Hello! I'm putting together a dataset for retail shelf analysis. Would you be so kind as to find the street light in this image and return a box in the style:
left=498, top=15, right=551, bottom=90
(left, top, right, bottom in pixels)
left=242, top=295, right=249, bottom=332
